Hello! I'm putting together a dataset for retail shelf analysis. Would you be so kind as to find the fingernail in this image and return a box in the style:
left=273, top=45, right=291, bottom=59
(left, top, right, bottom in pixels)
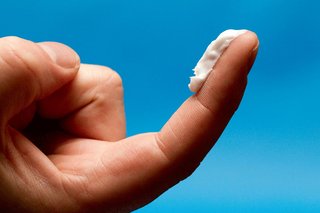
left=38, top=42, right=80, bottom=68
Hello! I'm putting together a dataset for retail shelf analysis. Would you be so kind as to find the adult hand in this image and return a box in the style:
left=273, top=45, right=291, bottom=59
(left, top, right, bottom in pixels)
left=0, top=32, right=258, bottom=212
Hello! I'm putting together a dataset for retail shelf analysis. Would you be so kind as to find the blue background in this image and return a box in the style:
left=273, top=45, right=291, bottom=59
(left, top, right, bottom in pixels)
left=1, top=0, right=320, bottom=212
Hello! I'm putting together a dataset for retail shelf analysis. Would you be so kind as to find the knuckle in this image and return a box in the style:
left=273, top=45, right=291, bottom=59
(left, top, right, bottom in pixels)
left=0, top=37, right=23, bottom=61
left=108, top=68, right=123, bottom=87
left=0, top=37, right=29, bottom=57
left=90, top=65, right=124, bottom=101
left=154, top=133, right=171, bottom=164
left=154, top=132, right=200, bottom=184
left=0, top=36, right=34, bottom=64
left=98, top=66, right=123, bottom=88
left=0, top=36, right=44, bottom=96
left=206, top=77, right=247, bottom=113
left=1, top=36, right=24, bottom=45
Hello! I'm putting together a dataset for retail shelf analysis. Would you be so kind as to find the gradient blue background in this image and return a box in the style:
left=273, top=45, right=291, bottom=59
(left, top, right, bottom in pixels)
left=1, top=0, right=320, bottom=212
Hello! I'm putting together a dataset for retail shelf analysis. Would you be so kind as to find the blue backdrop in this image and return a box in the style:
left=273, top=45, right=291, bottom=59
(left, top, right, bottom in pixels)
left=1, top=0, right=320, bottom=212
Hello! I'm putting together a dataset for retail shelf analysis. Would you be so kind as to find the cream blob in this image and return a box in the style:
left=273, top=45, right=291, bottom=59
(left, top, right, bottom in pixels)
left=188, top=29, right=247, bottom=92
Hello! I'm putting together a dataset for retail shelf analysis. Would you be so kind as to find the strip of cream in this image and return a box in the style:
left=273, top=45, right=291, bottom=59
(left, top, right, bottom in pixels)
left=188, top=29, right=247, bottom=92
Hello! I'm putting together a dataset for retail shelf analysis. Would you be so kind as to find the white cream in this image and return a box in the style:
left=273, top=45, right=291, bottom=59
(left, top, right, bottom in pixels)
left=189, top=29, right=247, bottom=92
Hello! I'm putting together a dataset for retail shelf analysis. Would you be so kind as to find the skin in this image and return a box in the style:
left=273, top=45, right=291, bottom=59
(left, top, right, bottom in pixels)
left=0, top=32, right=259, bottom=212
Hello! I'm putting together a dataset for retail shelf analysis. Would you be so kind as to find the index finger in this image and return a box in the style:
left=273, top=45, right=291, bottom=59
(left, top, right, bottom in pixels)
left=157, top=31, right=259, bottom=166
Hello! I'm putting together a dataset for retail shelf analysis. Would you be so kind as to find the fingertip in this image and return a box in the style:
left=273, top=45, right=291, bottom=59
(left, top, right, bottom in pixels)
left=238, top=31, right=259, bottom=51
left=38, top=42, right=80, bottom=69
left=241, top=31, right=259, bottom=68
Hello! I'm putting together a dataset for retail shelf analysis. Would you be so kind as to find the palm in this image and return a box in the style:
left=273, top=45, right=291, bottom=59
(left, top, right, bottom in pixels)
left=25, top=125, right=163, bottom=212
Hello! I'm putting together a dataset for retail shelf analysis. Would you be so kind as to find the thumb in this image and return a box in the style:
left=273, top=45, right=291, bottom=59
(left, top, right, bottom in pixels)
left=157, top=31, right=259, bottom=176
left=0, top=37, right=80, bottom=127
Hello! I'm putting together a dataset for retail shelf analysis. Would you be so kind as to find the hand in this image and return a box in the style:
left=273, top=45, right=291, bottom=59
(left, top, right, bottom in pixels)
left=0, top=33, right=258, bottom=212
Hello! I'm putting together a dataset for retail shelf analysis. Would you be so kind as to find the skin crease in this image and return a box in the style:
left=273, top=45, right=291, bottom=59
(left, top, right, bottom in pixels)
left=0, top=32, right=258, bottom=212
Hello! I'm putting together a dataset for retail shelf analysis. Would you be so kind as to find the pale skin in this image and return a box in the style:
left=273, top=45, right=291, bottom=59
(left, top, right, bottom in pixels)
left=0, top=32, right=258, bottom=212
